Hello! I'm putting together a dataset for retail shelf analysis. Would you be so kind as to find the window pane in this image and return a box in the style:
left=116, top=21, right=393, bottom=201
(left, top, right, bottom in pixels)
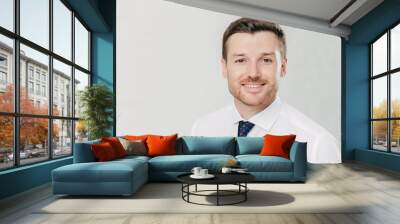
left=53, top=119, right=72, bottom=157
left=53, top=59, right=72, bottom=117
left=74, top=69, right=89, bottom=118
left=372, top=33, right=387, bottom=76
left=391, top=24, right=400, bottom=70
left=391, top=120, right=400, bottom=153
left=0, top=34, right=14, bottom=112
left=372, top=77, right=387, bottom=119
left=0, top=116, right=13, bottom=170
left=391, top=72, right=400, bottom=117
left=0, top=0, right=13, bottom=31
left=372, top=121, right=388, bottom=151
left=20, top=117, right=49, bottom=165
left=20, top=0, right=49, bottom=49
left=75, top=17, right=89, bottom=69
left=20, top=44, right=49, bottom=115
left=53, top=0, right=72, bottom=60
left=75, top=120, right=88, bottom=143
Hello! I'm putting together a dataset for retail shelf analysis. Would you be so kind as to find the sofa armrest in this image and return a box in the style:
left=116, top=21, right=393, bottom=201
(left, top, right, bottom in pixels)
left=73, top=140, right=100, bottom=163
left=289, top=141, right=307, bottom=181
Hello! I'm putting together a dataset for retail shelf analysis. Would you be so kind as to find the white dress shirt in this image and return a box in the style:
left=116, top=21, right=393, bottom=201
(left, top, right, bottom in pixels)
left=191, top=97, right=341, bottom=163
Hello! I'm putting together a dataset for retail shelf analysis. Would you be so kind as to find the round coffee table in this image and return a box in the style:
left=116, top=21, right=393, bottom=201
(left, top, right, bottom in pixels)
left=177, top=172, right=255, bottom=206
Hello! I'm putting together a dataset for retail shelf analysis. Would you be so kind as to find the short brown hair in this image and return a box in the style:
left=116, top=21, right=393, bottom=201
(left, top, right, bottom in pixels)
left=222, top=18, right=286, bottom=60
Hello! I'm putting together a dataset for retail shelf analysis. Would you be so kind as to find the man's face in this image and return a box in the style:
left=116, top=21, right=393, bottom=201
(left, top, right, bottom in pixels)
left=222, top=31, right=287, bottom=108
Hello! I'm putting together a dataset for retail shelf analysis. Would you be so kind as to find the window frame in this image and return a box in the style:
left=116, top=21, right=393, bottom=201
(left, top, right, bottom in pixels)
left=0, top=0, right=92, bottom=171
left=370, top=20, right=400, bottom=154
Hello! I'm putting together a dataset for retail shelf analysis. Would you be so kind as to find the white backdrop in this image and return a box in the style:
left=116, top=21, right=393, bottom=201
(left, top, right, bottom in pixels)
left=116, top=0, right=341, bottom=142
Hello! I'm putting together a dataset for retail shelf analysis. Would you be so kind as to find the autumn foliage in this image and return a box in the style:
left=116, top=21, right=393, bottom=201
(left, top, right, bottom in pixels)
left=372, top=99, right=400, bottom=142
left=0, top=84, right=59, bottom=150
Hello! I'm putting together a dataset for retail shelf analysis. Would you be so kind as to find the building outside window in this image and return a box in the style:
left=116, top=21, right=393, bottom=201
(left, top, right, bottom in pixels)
left=0, top=0, right=91, bottom=170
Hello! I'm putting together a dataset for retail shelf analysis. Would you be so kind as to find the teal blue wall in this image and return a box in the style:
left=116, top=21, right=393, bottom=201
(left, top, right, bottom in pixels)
left=91, top=32, right=114, bottom=135
left=0, top=0, right=116, bottom=200
left=0, top=158, right=72, bottom=199
left=344, top=0, right=400, bottom=171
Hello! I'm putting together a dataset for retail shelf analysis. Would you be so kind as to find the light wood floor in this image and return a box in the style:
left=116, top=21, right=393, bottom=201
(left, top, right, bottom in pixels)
left=1, top=162, right=400, bottom=224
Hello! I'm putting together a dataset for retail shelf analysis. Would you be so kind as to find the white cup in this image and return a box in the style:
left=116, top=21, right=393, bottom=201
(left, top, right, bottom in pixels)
left=200, top=169, right=208, bottom=176
left=191, top=167, right=202, bottom=176
left=221, top=167, right=232, bottom=174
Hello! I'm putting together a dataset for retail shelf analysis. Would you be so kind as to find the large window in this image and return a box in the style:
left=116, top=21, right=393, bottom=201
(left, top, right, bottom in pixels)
left=0, top=0, right=91, bottom=171
left=371, top=23, right=400, bottom=153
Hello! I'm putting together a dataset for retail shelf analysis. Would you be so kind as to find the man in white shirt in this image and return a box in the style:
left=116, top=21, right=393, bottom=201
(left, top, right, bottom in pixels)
left=191, top=18, right=341, bottom=163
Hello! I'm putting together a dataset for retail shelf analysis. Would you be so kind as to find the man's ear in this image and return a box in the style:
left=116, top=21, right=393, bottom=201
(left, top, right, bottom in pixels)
left=221, top=58, right=228, bottom=79
left=280, top=58, right=288, bottom=77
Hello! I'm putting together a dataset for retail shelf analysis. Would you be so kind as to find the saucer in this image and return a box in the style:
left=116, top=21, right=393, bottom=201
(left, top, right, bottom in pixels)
left=190, top=174, right=215, bottom=179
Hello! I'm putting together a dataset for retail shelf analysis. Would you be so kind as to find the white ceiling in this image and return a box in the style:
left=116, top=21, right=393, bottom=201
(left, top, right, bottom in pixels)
left=165, top=0, right=384, bottom=38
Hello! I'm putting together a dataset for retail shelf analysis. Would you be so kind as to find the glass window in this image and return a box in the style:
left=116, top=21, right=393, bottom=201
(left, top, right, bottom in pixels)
left=372, top=121, right=388, bottom=151
left=28, top=67, right=34, bottom=80
left=392, top=24, right=400, bottom=70
left=28, top=81, right=34, bottom=94
left=0, top=34, right=13, bottom=113
left=53, top=119, right=72, bottom=157
left=75, top=120, right=88, bottom=143
left=20, top=0, right=49, bottom=49
left=74, top=69, right=89, bottom=118
left=0, top=0, right=92, bottom=169
left=53, top=59, right=71, bottom=117
left=19, top=117, right=49, bottom=165
left=391, top=120, right=400, bottom=153
left=20, top=44, right=49, bottom=115
left=0, top=54, right=7, bottom=67
left=372, top=77, right=387, bottom=119
left=371, top=24, right=400, bottom=153
left=74, top=18, right=89, bottom=69
left=0, top=0, right=14, bottom=31
left=53, top=0, right=72, bottom=60
left=372, top=34, right=387, bottom=76
left=0, top=116, right=13, bottom=170
left=391, top=72, right=400, bottom=117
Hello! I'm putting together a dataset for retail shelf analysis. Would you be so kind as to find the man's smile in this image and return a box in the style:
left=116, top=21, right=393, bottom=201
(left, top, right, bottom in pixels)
left=241, top=83, right=266, bottom=93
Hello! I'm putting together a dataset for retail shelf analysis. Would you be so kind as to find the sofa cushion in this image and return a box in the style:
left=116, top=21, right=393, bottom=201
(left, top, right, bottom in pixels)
left=260, top=134, right=296, bottom=159
left=101, top=137, right=127, bottom=158
left=236, top=155, right=293, bottom=172
left=147, top=134, right=178, bottom=157
left=91, top=142, right=118, bottom=161
left=176, top=136, right=236, bottom=155
left=148, top=154, right=235, bottom=172
left=236, top=137, right=263, bottom=155
left=53, top=158, right=147, bottom=183
left=118, top=138, right=147, bottom=156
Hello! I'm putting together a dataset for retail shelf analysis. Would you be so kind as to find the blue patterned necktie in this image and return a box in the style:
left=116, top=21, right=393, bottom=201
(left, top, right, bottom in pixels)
left=238, top=121, right=255, bottom=137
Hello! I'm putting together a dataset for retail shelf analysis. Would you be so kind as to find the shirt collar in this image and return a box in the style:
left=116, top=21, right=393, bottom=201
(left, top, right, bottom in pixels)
left=232, top=97, right=283, bottom=131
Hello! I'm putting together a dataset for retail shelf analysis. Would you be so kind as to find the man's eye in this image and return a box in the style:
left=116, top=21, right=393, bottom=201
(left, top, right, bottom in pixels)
left=235, top=59, right=245, bottom=63
left=263, top=58, right=272, bottom=63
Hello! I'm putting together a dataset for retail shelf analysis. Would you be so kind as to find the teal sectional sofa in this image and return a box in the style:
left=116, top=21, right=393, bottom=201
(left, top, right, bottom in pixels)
left=52, top=136, right=307, bottom=196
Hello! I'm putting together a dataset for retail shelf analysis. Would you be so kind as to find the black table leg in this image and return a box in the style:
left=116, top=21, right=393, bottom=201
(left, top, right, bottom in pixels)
left=245, top=183, right=247, bottom=201
left=217, top=184, right=219, bottom=206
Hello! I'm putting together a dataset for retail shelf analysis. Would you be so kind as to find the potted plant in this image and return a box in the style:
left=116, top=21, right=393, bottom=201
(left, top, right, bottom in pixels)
left=79, top=84, right=113, bottom=140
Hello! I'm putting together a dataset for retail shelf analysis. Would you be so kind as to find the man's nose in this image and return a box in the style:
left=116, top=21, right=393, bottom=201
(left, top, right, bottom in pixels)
left=247, top=61, right=261, bottom=78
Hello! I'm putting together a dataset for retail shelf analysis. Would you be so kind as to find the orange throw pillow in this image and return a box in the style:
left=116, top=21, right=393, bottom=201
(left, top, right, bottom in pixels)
left=259, top=134, right=296, bottom=159
left=124, top=135, right=149, bottom=141
left=146, top=134, right=178, bottom=157
left=101, top=137, right=127, bottom=158
left=91, top=142, right=117, bottom=161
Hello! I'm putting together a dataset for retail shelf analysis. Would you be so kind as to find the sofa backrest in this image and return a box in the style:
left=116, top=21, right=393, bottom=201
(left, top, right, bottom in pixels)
left=73, top=139, right=100, bottom=163
left=236, top=137, right=264, bottom=155
left=176, top=136, right=236, bottom=155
